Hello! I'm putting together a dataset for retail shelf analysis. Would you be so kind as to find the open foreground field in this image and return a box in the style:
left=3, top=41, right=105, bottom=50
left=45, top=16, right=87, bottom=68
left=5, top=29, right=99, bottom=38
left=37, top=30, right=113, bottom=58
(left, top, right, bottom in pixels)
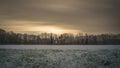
left=0, top=49, right=120, bottom=68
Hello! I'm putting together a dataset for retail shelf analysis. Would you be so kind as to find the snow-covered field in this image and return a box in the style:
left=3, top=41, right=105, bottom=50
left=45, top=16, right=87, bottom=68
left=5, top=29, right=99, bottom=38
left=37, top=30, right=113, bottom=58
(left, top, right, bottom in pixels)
left=0, top=48, right=120, bottom=68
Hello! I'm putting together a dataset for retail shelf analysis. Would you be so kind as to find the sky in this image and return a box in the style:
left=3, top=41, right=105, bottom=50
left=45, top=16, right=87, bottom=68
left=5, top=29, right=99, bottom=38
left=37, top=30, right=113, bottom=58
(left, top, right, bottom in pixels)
left=0, top=0, right=120, bottom=34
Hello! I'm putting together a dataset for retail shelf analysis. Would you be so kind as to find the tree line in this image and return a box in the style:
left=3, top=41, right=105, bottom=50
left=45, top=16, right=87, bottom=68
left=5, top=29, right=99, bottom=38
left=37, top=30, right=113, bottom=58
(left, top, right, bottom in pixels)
left=0, top=29, right=120, bottom=45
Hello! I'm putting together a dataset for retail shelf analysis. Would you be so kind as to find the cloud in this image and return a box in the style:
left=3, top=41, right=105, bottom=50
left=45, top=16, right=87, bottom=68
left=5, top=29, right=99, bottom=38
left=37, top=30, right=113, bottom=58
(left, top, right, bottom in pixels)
left=0, top=0, right=120, bottom=33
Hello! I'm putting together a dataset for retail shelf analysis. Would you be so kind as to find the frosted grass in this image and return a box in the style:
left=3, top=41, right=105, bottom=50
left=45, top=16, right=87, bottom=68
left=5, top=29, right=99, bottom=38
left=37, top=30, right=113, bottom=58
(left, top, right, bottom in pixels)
left=0, top=49, right=120, bottom=68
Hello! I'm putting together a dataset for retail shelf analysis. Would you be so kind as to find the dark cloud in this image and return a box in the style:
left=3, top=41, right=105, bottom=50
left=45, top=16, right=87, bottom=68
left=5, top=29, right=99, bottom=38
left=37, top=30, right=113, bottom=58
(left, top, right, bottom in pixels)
left=0, top=0, right=120, bottom=33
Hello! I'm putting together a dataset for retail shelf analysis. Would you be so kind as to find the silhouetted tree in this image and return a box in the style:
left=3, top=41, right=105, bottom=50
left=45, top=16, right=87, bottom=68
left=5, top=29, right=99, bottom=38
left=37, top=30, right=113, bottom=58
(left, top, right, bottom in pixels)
left=0, top=28, right=120, bottom=45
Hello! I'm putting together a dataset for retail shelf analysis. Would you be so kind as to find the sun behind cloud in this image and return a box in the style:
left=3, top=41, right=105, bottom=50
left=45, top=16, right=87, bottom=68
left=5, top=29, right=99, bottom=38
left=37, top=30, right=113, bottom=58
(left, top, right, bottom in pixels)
left=45, top=26, right=63, bottom=34
left=29, top=26, right=80, bottom=34
left=31, top=26, right=64, bottom=34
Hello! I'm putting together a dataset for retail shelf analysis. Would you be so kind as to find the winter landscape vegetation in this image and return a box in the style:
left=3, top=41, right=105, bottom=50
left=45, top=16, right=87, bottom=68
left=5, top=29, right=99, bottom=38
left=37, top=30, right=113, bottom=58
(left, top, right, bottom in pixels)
left=0, top=0, right=120, bottom=68
left=0, top=28, right=120, bottom=68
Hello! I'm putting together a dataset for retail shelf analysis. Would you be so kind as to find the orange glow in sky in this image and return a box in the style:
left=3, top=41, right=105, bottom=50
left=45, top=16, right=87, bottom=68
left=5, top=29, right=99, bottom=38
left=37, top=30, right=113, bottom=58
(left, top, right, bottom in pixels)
left=25, top=26, right=81, bottom=34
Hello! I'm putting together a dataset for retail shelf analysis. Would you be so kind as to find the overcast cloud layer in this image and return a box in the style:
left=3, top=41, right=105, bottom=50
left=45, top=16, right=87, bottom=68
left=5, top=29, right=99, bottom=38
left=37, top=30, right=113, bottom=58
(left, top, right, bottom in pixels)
left=0, top=0, right=120, bottom=34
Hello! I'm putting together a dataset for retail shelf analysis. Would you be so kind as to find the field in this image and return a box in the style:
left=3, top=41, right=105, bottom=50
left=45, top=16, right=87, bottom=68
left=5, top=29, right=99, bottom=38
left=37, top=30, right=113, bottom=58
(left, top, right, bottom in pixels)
left=0, top=49, right=120, bottom=68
